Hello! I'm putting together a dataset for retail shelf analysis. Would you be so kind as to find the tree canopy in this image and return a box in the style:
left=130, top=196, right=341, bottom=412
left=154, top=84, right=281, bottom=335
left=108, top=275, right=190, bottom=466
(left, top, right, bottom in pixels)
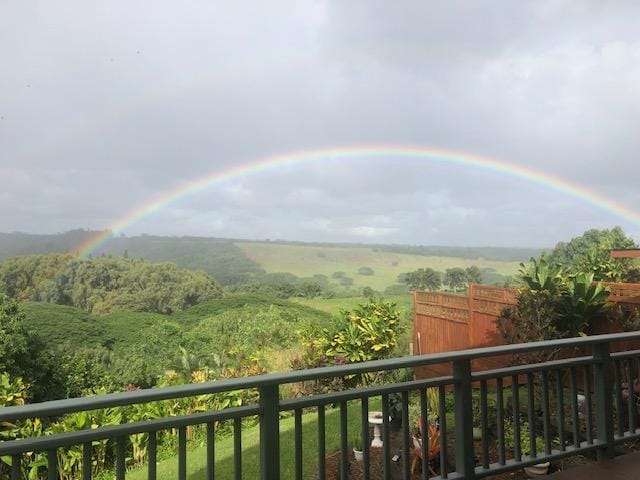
left=549, top=227, right=639, bottom=281
left=0, top=254, right=223, bottom=313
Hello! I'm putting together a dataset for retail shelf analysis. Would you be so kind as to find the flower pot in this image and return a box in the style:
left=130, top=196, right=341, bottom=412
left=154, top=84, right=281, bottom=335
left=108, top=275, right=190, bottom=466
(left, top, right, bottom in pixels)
left=353, top=448, right=363, bottom=462
left=524, top=462, right=550, bottom=477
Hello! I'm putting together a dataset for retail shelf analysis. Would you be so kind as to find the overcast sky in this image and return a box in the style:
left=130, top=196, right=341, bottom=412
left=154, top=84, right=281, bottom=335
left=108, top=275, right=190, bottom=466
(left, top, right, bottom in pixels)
left=2, top=1, right=639, bottom=247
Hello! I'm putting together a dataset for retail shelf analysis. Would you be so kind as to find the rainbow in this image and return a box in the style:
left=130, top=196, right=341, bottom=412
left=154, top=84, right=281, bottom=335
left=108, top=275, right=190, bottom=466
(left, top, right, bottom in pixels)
left=75, top=145, right=640, bottom=256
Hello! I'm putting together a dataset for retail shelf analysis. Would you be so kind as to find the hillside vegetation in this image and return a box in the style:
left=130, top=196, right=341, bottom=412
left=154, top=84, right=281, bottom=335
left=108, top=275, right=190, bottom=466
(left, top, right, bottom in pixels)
left=0, top=254, right=223, bottom=313
left=19, top=294, right=333, bottom=389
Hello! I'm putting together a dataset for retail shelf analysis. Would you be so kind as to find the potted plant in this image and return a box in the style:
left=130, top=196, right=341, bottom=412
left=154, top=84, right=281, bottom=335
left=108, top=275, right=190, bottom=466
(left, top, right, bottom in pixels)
left=352, top=434, right=363, bottom=462
left=504, top=421, right=553, bottom=478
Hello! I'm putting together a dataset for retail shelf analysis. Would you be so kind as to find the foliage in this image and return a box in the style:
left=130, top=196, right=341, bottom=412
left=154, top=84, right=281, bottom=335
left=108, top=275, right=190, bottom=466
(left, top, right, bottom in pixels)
left=0, top=253, right=74, bottom=301
left=550, top=227, right=638, bottom=281
left=362, top=286, right=375, bottom=298
left=357, top=266, right=374, bottom=276
left=504, top=420, right=549, bottom=457
left=520, top=256, right=563, bottom=294
left=497, top=255, right=612, bottom=361
left=400, top=268, right=442, bottom=291
left=325, top=299, right=403, bottom=362
left=0, top=294, right=65, bottom=401
left=557, top=272, right=611, bottom=334
left=292, top=299, right=403, bottom=393
left=465, top=265, right=483, bottom=284
left=0, top=254, right=223, bottom=314
left=444, top=267, right=467, bottom=291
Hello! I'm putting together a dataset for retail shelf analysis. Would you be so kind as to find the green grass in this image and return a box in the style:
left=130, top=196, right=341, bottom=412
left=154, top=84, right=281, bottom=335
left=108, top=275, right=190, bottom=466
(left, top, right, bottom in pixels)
left=127, top=400, right=379, bottom=480
left=237, top=242, right=520, bottom=291
left=294, top=294, right=413, bottom=316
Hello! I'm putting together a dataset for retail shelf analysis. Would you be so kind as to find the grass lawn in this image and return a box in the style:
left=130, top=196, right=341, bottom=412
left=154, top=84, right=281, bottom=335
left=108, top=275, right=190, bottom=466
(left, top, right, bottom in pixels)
left=236, top=242, right=520, bottom=291
left=293, top=294, right=413, bottom=316
left=127, top=400, right=380, bottom=480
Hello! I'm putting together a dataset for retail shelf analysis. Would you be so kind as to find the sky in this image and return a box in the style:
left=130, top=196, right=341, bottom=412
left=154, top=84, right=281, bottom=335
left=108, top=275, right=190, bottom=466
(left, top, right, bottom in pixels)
left=1, top=1, right=639, bottom=248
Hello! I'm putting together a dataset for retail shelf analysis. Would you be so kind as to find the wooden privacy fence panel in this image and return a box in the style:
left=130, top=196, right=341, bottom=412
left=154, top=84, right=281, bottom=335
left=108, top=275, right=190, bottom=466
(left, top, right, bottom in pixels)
left=413, top=282, right=640, bottom=379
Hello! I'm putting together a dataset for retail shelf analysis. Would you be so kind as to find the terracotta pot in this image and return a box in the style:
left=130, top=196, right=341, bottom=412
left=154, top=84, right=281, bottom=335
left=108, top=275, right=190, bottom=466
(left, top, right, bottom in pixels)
left=524, top=462, right=550, bottom=477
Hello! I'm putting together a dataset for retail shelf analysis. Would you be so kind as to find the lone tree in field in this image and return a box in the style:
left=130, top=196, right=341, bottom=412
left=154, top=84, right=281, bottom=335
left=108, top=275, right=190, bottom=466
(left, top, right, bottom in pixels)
left=444, top=267, right=467, bottom=292
left=400, top=268, right=442, bottom=291
left=357, top=266, right=375, bottom=276
left=465, top=265, right=483, bottom=284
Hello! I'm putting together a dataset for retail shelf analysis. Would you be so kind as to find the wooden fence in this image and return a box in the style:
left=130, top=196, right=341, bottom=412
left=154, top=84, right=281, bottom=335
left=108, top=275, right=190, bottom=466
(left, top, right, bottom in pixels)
left=413, top=283, right=640, bottom=379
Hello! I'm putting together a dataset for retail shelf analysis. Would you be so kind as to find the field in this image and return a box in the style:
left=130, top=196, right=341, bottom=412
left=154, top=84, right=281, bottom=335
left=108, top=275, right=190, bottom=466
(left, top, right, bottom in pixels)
left=237, top=242, right=521, bottom=291
left=294, top=294, right=413, bottom=316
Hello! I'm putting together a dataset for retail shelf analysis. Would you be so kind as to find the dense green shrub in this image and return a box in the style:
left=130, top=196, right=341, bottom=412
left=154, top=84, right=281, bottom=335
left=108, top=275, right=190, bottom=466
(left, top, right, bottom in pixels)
left=357, top=266, right=374, bottom=276
left=497, top=256, right=612, bottom=362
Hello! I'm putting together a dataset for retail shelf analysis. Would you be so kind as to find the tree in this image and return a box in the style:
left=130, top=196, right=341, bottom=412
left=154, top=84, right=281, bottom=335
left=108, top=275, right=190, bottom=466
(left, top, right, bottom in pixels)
left=400, top=268, right=442, bottom=291
left=549, top=227, right=638, bottom=281
left=0, top=294, right=65, bottom=401
left=444, top=268, right=467, bottom=292
left=0, top=255, right=223, bottom=314
left=465, top=265, right=483, bottom=284
left=362, top=286, right=375, bottom=298
left=357, top=266, right=375, bottom=276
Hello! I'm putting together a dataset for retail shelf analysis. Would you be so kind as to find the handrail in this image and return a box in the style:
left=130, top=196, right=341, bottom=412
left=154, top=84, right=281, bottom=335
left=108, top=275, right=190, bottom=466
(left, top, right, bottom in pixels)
left=2, top=331, right=640, bottom=479
left=2, top=331, right=639, bottom=422
left=0, top=405, right=260, bottom=456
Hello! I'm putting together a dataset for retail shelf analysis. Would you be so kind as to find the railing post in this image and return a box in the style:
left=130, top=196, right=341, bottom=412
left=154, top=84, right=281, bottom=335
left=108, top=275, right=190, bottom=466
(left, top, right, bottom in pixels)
left=453, top=358, right=476, bottom=479
left=593, top=342, right=615, bottom=460
left=259, top=384, right=280, bottom=480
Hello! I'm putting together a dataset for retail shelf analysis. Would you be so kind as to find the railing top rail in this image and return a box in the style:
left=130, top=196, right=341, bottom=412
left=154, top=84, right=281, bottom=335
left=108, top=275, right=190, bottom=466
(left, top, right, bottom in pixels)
left=2, top=331, right=640, bottom=422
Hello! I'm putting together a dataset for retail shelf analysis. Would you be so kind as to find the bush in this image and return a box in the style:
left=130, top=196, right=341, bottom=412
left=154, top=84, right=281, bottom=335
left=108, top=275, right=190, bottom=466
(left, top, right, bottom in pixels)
left=357, top=266, right=375, bottom=276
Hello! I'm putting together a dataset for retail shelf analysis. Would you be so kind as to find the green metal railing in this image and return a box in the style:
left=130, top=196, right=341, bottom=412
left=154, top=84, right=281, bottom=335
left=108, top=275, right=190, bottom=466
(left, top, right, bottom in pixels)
left=2, top=331, right=640, bottom=479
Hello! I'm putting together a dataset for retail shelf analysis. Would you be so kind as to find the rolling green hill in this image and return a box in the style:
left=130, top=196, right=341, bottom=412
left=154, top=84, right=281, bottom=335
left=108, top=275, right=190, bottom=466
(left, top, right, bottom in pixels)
left=22, top=295, right=331, bottom=352
left=237, top=242, right=521, bottom=291
left=21, top=295, right=334, bottom=385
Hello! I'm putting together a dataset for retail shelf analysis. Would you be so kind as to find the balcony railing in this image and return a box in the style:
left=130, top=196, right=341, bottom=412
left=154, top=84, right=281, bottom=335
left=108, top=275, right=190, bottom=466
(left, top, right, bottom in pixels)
left=2, top=331, right=640, bottom=479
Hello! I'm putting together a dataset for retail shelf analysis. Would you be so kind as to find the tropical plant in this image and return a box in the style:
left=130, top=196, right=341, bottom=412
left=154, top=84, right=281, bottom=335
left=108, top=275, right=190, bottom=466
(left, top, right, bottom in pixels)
left=557, top=272, right=611, bottom=335
left=519, top=256, right=563, bottom=294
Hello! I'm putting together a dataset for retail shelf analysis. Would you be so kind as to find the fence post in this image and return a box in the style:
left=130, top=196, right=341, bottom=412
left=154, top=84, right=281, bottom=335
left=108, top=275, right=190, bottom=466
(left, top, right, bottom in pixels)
left=259, top=384, right=280, bottom=480
left=593, top=342, right=615, bottom=460
left=453, top=358, right=476, bottom=479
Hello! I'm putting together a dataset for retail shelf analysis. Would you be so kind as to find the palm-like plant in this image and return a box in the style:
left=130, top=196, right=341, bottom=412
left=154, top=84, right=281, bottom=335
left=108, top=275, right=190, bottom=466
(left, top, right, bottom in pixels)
left=557, top=272, right=611, bottom=335
left=519, top=256, right=563, bottom=294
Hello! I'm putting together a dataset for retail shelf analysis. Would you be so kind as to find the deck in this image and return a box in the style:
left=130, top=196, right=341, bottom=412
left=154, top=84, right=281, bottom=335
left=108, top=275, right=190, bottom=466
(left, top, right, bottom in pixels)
left=546, top=451, right=640, bottom=479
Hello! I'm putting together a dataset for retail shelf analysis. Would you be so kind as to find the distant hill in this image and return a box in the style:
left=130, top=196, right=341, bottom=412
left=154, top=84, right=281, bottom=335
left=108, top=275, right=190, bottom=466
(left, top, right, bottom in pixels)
left=0, top=230, right=541, bottom=287
left=0, top=231, right=265, bottom=285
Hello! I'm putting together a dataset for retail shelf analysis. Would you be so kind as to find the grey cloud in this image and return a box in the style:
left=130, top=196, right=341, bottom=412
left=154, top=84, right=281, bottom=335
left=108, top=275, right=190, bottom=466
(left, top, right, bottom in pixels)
left=1, top=1, right=639, bottom=247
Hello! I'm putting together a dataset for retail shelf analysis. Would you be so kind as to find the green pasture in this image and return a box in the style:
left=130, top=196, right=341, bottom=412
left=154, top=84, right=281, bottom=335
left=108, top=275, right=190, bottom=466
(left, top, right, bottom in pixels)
left=236, top=242, right=520, bottom=291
